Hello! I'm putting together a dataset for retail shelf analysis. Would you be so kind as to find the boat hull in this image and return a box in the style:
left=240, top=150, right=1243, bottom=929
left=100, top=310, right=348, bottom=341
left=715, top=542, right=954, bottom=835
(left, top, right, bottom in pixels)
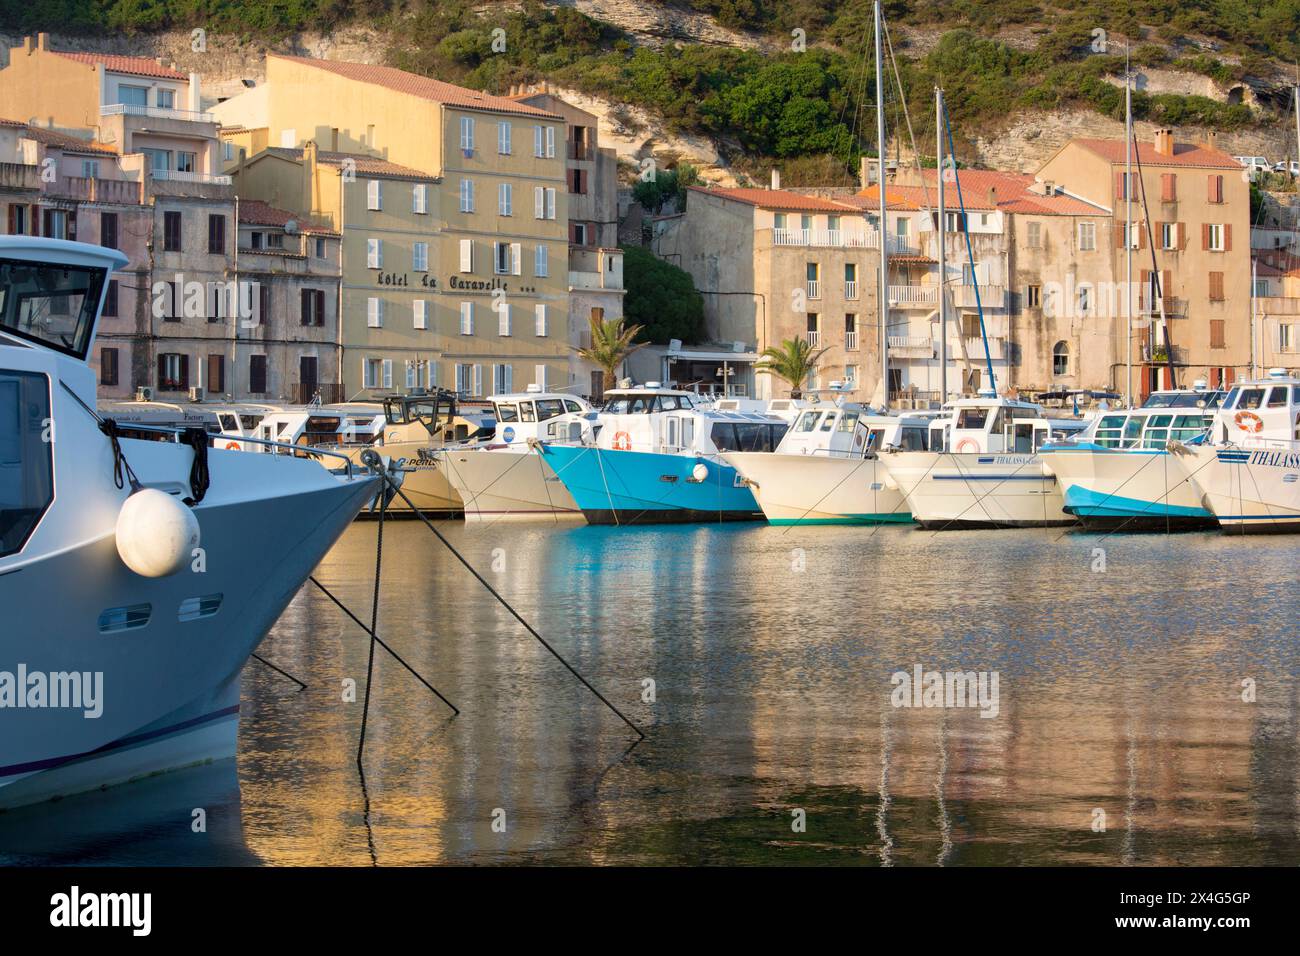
left=346, top=440, right=463, bottom=515
left=540, top=444, right=762, bottom=524
left=881, top=451, right=1074, bottom=528
left=440, top=446, right=583, bottom=522
left=1171, top=444, right=1300, bottom=533
left=1043, top=446, right=1217, bottom=532
left=0, top=444, right=377, bottom=808
left=722, top=451, right=911, bottom=524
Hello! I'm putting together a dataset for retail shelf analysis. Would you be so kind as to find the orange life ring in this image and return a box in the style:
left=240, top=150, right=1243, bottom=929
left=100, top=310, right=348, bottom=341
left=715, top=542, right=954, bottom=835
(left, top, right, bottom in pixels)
left=224, top=441, right=242, bottom=451
left=612, top=431, right=632, bottom=451
left=955, top=438, right=979, bottom=453
left=1234, top=410, right=1264, bottom=434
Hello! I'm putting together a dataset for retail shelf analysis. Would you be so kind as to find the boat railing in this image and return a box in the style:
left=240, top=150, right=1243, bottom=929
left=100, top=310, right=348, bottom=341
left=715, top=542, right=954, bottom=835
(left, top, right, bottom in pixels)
left=110, top=423, right=361, bottom=477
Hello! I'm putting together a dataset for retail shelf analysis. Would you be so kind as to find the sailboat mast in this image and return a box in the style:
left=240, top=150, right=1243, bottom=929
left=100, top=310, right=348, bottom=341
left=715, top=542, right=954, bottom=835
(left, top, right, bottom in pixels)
left=1124, top=62, right=1133, bottom=405
left=936, top=86, right=947, bottom=406
left=875, top=0, right=889, bottom=410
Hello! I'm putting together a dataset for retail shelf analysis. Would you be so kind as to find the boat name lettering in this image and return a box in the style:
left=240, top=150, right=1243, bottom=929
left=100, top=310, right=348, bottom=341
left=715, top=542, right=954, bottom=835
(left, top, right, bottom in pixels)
left=1250, top=450, right=1300, bottom=469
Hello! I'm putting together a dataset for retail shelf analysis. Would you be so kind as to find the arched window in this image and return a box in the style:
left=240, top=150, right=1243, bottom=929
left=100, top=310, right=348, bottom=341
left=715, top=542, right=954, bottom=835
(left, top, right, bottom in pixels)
left=1052, top=341, right=1069, bottom=376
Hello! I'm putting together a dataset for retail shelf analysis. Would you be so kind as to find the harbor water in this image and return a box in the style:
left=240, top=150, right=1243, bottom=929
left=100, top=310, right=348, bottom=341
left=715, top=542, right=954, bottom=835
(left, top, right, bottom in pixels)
left=2, top=520, right=1297, bottom=865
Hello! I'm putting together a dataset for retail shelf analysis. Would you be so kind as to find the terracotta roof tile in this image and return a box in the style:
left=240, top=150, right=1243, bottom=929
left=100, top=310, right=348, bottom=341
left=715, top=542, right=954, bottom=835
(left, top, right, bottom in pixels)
left=1072, top=138, right=1241, bottom=169
left=0, top=118, right=117, bottom=155
left=238, top=199, right=337, bottom=235
left=51, top=51, right=188, bottom=80
left=269, top=54, right=562, bottom=119
left=858, top=170, right=1106, bottom=216
left=263, top=146, right=433, bottom=180
left=687, top=186, right=859, bottom=213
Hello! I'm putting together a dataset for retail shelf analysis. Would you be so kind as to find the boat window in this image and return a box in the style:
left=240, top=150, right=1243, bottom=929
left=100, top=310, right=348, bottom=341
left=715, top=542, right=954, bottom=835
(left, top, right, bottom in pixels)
left=956, top=408, right=988, bottom=429
left=819, top=412, right=837, bottom=431
left=1141, top=414, right=1173, bottom=448
left=1237, top=388, right=1265, bottom=410
left=519, top=402, right=536, bottom=422
left=732, top=423, right=781, bottom=452
left=564, top=400, right=584, bottom=414
left=1170, top=415, right=1208, bottom=442
left=239, top=414, right=262, bottom=430
left=0, top=371, right=53, bottom=557
left=867, top=428, right=887, bottom=451
left=710, top=422, right=739, bottom=451
left=898, top=427, right=927, bottom=451
left=0, top=257, right=108, bottom=359
left=219, top=414, right=239, bottom=431
left=1220, top=387, right=1239, bottom=410
left=795, top=410, right=820, bottom=432
left=1268, top=387, right=1288, bottom=407
left=1293, top=386, right=1300, bottom=404
left=1094, top=414, right=1127, bottom=448
left=1014, top=423, right=1036, bottom=452
left=495, top=403, right=519, bottom=422
left=536, top=399, right=565, bottom=420
left=1121, top=417, right=1143, bottom=448
left=658, top=396, right=681, bottom=411
left=835, top=411, right=860, bottom=432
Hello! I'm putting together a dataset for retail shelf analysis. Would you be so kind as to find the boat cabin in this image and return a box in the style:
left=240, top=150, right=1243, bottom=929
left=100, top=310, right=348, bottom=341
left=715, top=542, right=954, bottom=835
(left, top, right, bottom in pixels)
left=591, top=385, right=786, bottom=455
left=1209, top=369, right=1300, bottom=444
left=490, top=388, right=594, bottom=445
left=380, top=389, right=495, bottom=445
left=1083, top=387, right=1223, bottom=449
left=932, top=395, right=1086, bottom=453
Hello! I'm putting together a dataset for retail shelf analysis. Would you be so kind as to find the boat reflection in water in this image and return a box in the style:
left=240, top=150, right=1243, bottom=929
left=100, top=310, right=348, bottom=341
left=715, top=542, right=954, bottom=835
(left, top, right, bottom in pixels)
left=9, top=520, right=1291, bottom=865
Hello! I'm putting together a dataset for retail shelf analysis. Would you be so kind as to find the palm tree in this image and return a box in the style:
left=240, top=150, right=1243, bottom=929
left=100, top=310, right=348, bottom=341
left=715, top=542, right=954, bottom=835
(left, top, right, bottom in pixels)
left=573, top=313, right=649, bottom=392
left=756, top=337, right=827, bottom=398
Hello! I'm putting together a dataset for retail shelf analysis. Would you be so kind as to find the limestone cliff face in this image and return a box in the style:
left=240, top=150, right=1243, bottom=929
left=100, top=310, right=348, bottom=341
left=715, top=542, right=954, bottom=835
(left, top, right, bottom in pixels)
left=2, top=13, right=1295, bottom=183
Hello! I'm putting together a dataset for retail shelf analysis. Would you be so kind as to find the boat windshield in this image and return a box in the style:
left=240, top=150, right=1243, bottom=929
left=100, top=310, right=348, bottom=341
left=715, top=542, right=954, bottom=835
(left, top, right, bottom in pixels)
left=956, top=408, right=989, bottom=429
left=0, top=257, right=108, bottom=359
left=1143, top=392, right=1213, bottom=408
left=605, top=395, right=655, bottom=414
left=536, top=398, right=565, bottom=420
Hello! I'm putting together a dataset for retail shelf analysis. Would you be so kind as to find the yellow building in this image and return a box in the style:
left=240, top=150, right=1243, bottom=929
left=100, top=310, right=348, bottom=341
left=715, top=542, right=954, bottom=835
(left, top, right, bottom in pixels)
left=214, top=54, right=572, bottom=398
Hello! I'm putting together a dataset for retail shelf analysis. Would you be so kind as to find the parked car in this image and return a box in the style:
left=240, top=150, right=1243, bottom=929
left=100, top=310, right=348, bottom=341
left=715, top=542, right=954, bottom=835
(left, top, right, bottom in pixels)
left=1271, top=159, right=1299, bottom=176
left=1234, top=155, right=1271, bottom=176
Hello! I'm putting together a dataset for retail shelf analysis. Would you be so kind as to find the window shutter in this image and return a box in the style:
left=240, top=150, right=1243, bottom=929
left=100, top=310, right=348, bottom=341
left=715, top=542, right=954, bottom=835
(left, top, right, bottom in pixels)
left=510, top=242, right=521, bottom=276
left=1114, top=171, right=1125, bottom=199
left=535, top=364, right=547, bottom=390
left=414, top=300, right=428, bottom=329
left=1177, top=222, right=1187, bottom=250
left=367, top=180, right=382, bottom=210
left=382, top=360, right=392, bottom=389
left=535, top=303, right=548, bottom=336
left=1223, top=223, right=1232, bottom=251
left=535, top=244, right=548, bottom=276
left=545, top=188, right=555, bottom=219
left=1112, top=223, right=1124, bottom=248
left=498, top=302, right=511, bottom=336
left=545, top=126, right=555, bottom=158
left=534, top=125, right=543, bottom=157
left=535, top=186, right=544, bottom=219
left=1138, top=224, right=1146, bottom=249
left=504, top=364, right=513, bottom=393
left=472, top=364, right=483, bottom=397
left=367, top=297, right=383, bottom=327
left=460, top=301, right=473, bottom=334
left=459, top=238, right=473, bottom=273
left=1201, top=223, right=1210, bottom=250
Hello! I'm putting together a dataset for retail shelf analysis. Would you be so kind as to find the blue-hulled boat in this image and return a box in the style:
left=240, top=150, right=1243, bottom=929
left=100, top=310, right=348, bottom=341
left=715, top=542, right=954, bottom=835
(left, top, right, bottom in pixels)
left=539, top=385, right=788, bottom=524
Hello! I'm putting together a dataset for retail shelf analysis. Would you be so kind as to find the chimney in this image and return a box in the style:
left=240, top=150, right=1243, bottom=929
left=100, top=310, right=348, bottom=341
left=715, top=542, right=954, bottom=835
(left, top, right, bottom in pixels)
left=303, top=139, right=320, bottom=215
left=770, top=168, right=780, bottom=190
left=37, top=33, right=48, bottom=51
left=22, top=36, right=33, bottom=53
left=987, top=186, right=997, bottom=206
left=1153, top=128, right=1174, bottom=157
left=1203, top=131, right=1219, bottom=151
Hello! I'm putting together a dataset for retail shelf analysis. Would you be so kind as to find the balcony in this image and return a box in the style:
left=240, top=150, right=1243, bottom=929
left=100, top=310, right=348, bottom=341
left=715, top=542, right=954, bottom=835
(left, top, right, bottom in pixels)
left=806, top=280, right=820, bottom=300
left=845, top=330, right=858, bottom=351
left=151, top=168, right=232, bottom=185
left=773, top=228, right=915, bottom=252
left=845, top=280, right=859, bottom=300
left=0, top=162, right=40, bottom=190
left=888, top=285, right=937, bottom=306
left=887, top=335, right=934, bottom=358
left=1258, top=296, right=1300, bottom=316
left=806, top=330, right=821, bottom=347
left=952, top=283, right=1007, bottom=310
left=102, top=103, right=215, bottom=124
left=951, top=335, right=1008, bottom=361
left=46, top=175, right=142, bottom=204
left=890, top=387, right=943, bottom=409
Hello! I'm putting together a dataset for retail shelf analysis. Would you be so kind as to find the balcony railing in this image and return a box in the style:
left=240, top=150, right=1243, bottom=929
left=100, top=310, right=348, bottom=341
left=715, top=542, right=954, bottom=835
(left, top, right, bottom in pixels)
left=1258, top=296, right=1300, bottom=316
left=806, top=330, right=821, bottom=347
left=101, top=103, right=215, bottom=124
left=845, top=330, right=858, bottom=351
left=0, top=161, right=40, bottom=190
left=844, top=280, right=858, bottom=300
left=888, top=285, right=937, bottom=306
left=46, top=175, right=142, bottom=204
left=806, top=280, right=820, bottom=300
left=772, top=228, right=916, bottom=253
left=952, top=283, right=1006, bottom=309
left=151, top=168, right=233, bottom=185
left=887, top=335, right=934, bottom=358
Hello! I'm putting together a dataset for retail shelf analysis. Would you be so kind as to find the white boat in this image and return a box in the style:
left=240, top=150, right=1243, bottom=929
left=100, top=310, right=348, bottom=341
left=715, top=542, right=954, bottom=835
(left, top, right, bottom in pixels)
left=879, top=394, right=1089, bottom=528
left=1039, top=386, right=1225, bottom=530
left=1167, top=369, right=1300, bottom=533
left=440, top=387, right=596, bottom=521
left=722, top=403, right=935, bottom=525
left=0, top=235, right=379, bottom=808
